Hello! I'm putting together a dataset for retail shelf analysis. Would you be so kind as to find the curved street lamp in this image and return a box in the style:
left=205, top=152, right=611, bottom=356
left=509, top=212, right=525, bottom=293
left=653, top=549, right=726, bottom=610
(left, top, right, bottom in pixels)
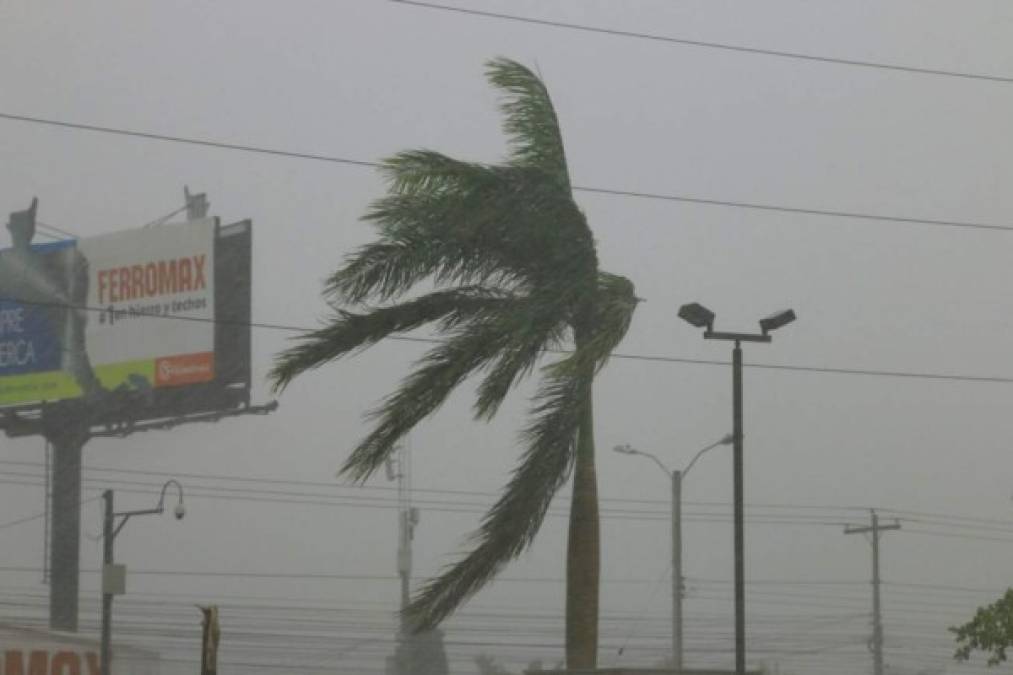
left=101, top=480, right=186, bottom=675
left=614, top=434, right=732, bottom=671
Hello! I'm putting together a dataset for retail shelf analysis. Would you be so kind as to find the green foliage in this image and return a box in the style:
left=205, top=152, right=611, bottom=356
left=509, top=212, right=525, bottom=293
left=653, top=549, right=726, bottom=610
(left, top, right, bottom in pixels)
left=270, top=57, right=638, bottom=636
left=951, top=588, right=1013, bottom=665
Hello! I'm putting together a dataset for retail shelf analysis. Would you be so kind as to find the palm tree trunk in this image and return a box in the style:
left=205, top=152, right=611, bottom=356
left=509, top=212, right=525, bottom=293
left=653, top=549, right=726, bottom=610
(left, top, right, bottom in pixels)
left=566, top=378, right=599, bottom=670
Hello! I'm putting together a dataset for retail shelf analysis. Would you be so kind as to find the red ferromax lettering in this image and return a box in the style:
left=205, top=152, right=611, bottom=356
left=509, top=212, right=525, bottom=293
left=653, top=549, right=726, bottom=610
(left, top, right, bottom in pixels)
left=97, top=255, right=206, bottom=304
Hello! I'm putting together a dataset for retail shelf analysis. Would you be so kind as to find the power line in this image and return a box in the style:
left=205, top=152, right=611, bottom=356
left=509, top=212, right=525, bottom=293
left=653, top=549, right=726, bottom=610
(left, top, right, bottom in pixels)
left=0, top=462, right=854, bottom=515
left=2, top=111, right=1012, bottom=235
left=0, top=565, right=674, bottom=585
left=898, top=527, right=1013, bottom=544
left=0, top=494, right=99, bottom=531
left=0, top=459, right=871, bottom=516
left=0, top=474, right=860, bottom=528
left=7, top=460, right=1013, bottom=534
left=879, top=506, right=1013, bottom=528
left=5, top=295, right=1013, bottom=386
left=5, top=472, right=1013, bottom=545
left=390, top=0, right=1013, bottom=85
left=575, top=185, right=1013, bottom=233
left=0, top=113, right=377, bottom=169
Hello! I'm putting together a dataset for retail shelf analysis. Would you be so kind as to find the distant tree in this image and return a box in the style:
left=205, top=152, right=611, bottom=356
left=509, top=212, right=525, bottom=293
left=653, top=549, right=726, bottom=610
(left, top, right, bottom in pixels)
left=951, top=588, right=1013, bottom=665
left=270, top=57, right=639, bottom=669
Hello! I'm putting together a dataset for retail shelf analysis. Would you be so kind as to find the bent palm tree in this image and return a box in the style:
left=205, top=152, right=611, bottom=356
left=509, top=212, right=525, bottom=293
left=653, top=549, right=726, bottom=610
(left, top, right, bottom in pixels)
left=270, top=58, right=638, bottom=669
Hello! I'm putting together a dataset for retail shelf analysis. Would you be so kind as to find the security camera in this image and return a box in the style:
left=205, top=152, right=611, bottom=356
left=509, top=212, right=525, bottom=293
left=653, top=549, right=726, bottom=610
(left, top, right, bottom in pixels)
left=173, top=503, right=186, bottom=520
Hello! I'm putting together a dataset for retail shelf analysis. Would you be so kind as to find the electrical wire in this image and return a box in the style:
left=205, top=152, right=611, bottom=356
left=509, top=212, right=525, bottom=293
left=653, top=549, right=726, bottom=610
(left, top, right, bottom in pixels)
left=4, top=463, right=1010, bottom=537
left=4, top=295, right=1013, bottom=386
left=0, top=494, right=100, bottom=530
left=390, top=0, right=1013, bottom=85
left=3, top=111, right=1012, bottom=236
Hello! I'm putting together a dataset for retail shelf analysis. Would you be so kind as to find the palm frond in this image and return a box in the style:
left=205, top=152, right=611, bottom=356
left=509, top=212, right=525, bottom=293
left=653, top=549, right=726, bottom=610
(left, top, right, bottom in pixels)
left=581, top=272, right=639, bottom=372
left=339, top=297, right=550, bottom=481
left=472, top=292, right=570, bottom=421
left=268, top=286, right=510, bottom=392
left=404, top=355, right=590, bottom=629
left=378, top=150, right=503, bottom=197
left=329, top=164, right=591, bottom=305
left=486, top=58, right=571, bottom=190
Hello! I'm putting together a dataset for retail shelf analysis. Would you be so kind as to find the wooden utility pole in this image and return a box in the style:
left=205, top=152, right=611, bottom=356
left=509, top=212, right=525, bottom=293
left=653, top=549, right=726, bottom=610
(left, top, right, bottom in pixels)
left=199, top=605, right=220, bottom=675
left=845, top=510, right=900, bottom=675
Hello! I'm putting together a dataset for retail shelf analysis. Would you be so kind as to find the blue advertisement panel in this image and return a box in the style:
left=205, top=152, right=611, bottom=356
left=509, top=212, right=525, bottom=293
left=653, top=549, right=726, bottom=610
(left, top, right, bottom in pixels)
left=0, top=299, right=62, bottom=376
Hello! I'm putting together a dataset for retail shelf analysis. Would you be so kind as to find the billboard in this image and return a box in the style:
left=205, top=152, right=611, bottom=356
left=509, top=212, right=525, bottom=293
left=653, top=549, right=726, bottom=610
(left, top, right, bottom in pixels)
left=0, top=216, right=250, bottom=415
left=0, top=623, right=160, bottom=675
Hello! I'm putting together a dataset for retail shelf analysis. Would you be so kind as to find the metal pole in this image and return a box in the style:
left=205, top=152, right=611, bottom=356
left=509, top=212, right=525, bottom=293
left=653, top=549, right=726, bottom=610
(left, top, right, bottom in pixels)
left=49, top=429, right=84, bottom=632
left=399, top=509, right=411, bottom=616
left=672, top=470, right=683, bottom=672
left=396, top=445, right=411, bottom=626
left=395, top=445, right=413, bottom=675
left=101, top=490, right=113, bottom=675
left=43, top=439, right=50, bottom=585
left=732, top=342, right=745, bottom=675
left=871, top=511, right=883, bottom=675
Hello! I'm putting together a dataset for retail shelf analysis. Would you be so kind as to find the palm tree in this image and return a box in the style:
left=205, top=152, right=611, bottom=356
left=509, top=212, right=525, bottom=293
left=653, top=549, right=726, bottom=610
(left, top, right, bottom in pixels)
left=270, top=57, right=638, bottom=669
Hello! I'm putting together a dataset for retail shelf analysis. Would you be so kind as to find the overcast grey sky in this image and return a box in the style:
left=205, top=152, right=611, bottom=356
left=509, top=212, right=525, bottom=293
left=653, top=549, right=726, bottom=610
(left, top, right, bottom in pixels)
left=3, top=1, right=1013, bottom=674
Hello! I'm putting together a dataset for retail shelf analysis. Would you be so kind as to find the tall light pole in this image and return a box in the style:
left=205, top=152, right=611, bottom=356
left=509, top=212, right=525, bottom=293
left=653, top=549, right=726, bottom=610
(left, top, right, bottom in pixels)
left=614, top=433, right=733, bottom=672
left=677, top=302, right=796, bottom=675
left=101, top=480, right=186, bottom=675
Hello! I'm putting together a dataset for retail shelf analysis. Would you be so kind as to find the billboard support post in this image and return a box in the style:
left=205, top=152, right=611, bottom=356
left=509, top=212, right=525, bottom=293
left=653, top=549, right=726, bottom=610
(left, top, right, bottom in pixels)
left=44, top=403, right=89, bottom=632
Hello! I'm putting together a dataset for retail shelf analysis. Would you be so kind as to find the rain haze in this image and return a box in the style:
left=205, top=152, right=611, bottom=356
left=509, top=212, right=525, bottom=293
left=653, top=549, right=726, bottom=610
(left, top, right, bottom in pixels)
left=2, top=1, right=1013, bottom=674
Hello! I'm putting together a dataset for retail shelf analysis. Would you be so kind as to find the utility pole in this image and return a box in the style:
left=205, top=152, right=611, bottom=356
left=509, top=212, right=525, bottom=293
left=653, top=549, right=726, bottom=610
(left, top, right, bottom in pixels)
left=389, top=444, right=419, bottom=620
left=845, top=510, right=900, bottom=675
left=387, top=444, right=420, bottom=675
left=671, top=470, right=682, bottom=672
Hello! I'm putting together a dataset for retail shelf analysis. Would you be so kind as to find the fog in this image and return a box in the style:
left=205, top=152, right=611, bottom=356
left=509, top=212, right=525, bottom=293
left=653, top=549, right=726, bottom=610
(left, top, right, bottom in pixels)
left=2, top=2, right=1013, bottom=674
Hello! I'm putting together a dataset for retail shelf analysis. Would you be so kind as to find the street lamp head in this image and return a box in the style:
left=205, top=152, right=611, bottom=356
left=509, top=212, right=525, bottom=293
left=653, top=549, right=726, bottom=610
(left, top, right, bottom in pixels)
left=157, top=479, right=186, bottom=523
left=759, top=308, right=796, bottom=335
left=613, top=444, right=637, bottom=455
left=678, top=302, right=715, bottom=331
left=719, top=433, right=734, bottom=445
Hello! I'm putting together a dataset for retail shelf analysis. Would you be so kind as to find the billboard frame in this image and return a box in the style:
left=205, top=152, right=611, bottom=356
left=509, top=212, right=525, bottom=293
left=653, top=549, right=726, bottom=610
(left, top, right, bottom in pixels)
left=0, top=217, right=257, bottom=438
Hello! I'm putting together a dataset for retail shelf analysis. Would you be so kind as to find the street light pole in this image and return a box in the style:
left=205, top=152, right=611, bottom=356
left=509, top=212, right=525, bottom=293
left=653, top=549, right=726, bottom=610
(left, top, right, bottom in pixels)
left=732, top=342, right=744, bottom=675
left=100, top=480, right=185, bottom=675
left=615, top=434, right=731, bottom=672
left=671, top=469, right=682, bottom=671
left=100, top=491, right=114, bottom=675
left=677, top=303, right=795, bottom=675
